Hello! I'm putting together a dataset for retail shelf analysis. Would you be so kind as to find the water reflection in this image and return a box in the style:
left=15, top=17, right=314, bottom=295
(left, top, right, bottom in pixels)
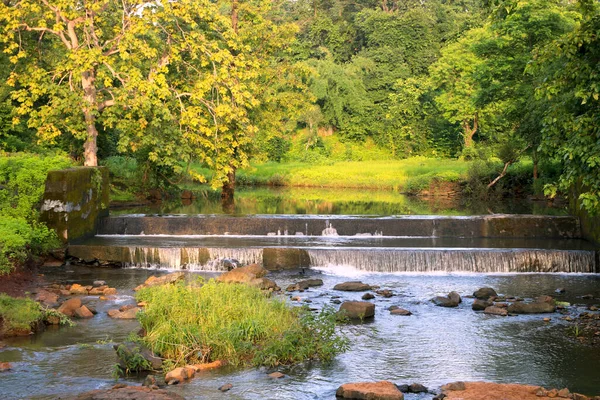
left=111, top=187, right=567, bottom=216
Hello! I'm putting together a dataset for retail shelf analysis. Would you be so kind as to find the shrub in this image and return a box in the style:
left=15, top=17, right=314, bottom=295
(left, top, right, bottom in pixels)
left=0, top=152, right=72, bottom=274
left=135, top=280, right=348, bottom=368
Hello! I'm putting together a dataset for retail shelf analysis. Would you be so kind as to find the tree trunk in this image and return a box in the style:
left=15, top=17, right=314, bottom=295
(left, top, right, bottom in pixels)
left=82, top=70, right=99, bottom=167
left=231, top=0, right=239, bottom=34
left=221, top=166, right=236, bottom=203
left=532, top=149, right=539, bottom=181
left=462, top=113, right=478, bottom=149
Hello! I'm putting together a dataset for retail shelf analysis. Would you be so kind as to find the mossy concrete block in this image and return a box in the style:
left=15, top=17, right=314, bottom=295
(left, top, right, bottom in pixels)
left=40, top=167, right=109, bottom=243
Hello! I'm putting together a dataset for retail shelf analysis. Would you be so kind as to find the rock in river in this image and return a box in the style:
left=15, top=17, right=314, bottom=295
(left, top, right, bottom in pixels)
left=336, top=381, right=404, bottom=400
left=333, top=281, right=372, bottom=292
left=472, top=299, right=493, bottom=311
left=473, top=287, right=498, bottom=300
left=507, top=296, right=556, bottom=314
left=338, top=301, right=375, bottom=320
left=432, top=291, right=461, bottom=308
left=73, top=385, right=183, bottom=399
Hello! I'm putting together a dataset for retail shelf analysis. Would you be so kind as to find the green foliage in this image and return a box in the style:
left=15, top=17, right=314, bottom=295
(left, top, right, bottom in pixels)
left=534, top=0, right=600, bottom=214
left=42, top=308, right=74, bottom=327
left=113, top=343, right=153, bottom=376
left=253, top=305, right=349, bottom=366
left=135, top=280, right=347, bottom=367
left=0, top=152, right=72, bottom=273
left=0, top=294, right=42, bottom=333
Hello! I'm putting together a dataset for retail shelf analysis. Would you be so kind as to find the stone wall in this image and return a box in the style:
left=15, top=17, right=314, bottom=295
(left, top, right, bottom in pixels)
left=569, top=182, right=600, bottom=245
left=40, top=167, right=109, bottom=243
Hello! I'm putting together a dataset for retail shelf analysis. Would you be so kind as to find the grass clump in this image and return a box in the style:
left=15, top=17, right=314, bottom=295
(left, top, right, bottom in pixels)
left=135, top=280, right=348, bottom=368
left=0, top=294, right=42, bottom=334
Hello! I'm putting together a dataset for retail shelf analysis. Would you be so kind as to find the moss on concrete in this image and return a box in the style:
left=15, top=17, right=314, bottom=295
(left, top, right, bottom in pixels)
left=40, top=167, right=109, bottom=243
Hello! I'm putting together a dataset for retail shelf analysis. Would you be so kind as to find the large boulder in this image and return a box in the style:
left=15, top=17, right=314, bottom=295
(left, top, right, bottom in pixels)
left=432, top=292, right=461, bottom=308
left=217, top=264, right=267, bottom=284
left=338, top=301, right=375, bottom=320
left=333, top=281, right=372, bottom=292
left=134, top=272, right=185, bottom=291
left=507, top=300, right=555, bottom=314
left=57, top=298, right=82, bottom=317
left=336, top=381, right=404, bottom=400
left=473, top=287, right=498, bottom=300
left=74, top=386, right=183, bottom=399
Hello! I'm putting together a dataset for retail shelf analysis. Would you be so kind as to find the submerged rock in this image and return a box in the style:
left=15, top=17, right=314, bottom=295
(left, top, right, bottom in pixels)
left=507, top=296, right=556, bottom=314
left=336, top=381, right=404, bottom=400
left=338, top=301, right=375, bottom=320
left=286, top=279, right=324, bottom=292
left=440, top=382, right=595, bottom=400
left=362, top=293, right=375, bottom=300
left=408, top=383, right=428, bottom=393
left=390, top=308, right=412, bottom=316
left=107, top=307, right=141, bottom=319
left=218, top=383, right=233, bottom=392
left=484, top=306, right=508, bottom=316
left=35, top=289, right=59, bottom=307
left=333, top=281, right=372, bottom=292
left=74, top=385, right=184, bottom=399
left=472, top=299, right=493, bottom=311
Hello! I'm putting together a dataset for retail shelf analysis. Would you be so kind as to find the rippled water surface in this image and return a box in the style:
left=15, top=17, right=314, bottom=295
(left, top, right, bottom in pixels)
left=1, top=266, right=599, bottom=399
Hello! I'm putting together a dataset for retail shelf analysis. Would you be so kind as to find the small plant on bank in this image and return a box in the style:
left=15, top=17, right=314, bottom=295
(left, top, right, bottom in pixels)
left=0, top=294, right=43, bottom=334
left=113, top=343, right=153, bottom=377
left=135, top=280, right=348, bottom=369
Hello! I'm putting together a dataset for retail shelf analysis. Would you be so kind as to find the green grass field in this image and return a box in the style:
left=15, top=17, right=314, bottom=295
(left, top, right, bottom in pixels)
left=191, top=156, right=473, bottom=191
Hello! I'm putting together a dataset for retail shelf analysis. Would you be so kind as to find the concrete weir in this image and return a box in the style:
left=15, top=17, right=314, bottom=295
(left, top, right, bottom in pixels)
left=98, top=214, right=581, bottom=238
left=68, top=214, right=599, bottom=273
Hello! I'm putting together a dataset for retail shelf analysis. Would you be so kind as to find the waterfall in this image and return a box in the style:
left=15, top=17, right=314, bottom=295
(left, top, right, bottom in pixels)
left=306, top=248, right=596, bottom=273
left=126, top=247, right=263, bottom=271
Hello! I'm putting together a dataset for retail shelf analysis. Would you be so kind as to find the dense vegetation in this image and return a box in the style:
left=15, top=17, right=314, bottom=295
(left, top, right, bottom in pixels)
left=135, top=280, right=348, bottom=367
left=0, top=152, right=73, bottom=274
left=0, top=0, right=598, bottom=212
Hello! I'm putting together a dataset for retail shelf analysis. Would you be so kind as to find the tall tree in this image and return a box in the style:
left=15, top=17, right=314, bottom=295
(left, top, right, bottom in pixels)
left=0, top=0, right=172, bottom=166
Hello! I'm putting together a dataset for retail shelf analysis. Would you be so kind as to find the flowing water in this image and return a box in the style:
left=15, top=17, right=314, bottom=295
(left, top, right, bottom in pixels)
left=1, top=265, right=599, bottom=399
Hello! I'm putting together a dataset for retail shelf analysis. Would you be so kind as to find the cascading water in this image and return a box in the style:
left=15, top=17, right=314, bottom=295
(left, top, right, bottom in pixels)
left=69, top=214, right=598, bottom=273
left=126, top=247, right=263, bottom=271
left=307, top=248, right=596, bottom=273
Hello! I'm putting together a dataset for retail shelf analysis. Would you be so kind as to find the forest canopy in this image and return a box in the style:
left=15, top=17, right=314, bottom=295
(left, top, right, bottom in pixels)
left=0, top=0, right=598, bottom=213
